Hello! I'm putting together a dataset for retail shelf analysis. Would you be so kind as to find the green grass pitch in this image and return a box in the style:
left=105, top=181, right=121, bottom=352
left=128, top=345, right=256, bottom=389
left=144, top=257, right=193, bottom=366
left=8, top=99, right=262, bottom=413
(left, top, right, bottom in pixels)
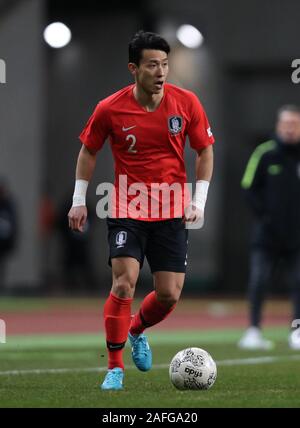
left=0, top=328, right=300, bottom=408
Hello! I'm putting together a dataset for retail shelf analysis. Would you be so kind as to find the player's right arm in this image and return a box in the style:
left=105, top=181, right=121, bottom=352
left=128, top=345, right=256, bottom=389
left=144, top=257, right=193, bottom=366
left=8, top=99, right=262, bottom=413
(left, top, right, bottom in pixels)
left=68, top=145, right=97, bottom=232
left=68, top=100, right=110, bottom=232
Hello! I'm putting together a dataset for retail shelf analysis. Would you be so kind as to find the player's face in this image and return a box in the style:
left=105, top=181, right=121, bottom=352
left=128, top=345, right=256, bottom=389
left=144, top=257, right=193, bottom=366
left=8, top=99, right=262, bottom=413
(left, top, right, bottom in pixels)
left=133, top=49, right=169, bottom=95
left=276, top=111, right=300, bottom=144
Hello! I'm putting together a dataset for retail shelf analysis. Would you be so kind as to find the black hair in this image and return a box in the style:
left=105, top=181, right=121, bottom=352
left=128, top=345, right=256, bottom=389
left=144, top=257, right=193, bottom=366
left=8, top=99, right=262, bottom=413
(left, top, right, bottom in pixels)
left=277, top=104, right=300, bottom=118
left=129, top=30, right=170, bottom=66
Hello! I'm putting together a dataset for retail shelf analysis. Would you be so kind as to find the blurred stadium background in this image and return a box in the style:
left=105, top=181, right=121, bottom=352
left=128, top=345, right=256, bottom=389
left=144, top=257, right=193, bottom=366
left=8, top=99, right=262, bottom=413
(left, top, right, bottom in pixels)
left=0, top=1, right=298, bottom=308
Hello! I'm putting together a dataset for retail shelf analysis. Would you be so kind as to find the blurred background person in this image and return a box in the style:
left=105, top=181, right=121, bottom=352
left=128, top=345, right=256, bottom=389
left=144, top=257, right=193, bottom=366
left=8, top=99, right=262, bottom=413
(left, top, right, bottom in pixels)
left=238, top=105, right=300, bottom=350
left=57, top=192, right=97, bottom=294
left=0, top=178, right=18, bottom=289
left=39, top=184, right=57, bottom=290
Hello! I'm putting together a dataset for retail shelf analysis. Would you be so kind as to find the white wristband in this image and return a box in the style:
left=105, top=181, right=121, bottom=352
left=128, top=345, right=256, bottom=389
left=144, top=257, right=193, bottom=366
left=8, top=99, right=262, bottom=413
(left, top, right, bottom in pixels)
left=72, top=179, right=89, bottom=207
left=192, top=180, right=210, bottom=211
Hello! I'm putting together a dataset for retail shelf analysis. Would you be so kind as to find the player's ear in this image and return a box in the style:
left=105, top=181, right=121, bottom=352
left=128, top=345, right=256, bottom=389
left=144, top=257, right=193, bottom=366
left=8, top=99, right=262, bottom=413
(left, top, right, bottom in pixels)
left=128, top=62, right=138, bottom=78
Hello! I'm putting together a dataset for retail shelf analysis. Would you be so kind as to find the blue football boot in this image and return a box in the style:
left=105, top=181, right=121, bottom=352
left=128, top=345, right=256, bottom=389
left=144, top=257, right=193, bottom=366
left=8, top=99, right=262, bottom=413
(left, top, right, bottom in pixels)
left=100, top=367, right=124, bottom=390
left=128, top=332, right=152, bottom=372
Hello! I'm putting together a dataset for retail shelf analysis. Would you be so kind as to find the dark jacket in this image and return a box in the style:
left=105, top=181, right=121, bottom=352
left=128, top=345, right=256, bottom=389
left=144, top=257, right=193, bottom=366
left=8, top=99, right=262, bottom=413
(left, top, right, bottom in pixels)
left=0, top=194, right=17, bottom=257
left=241, top=138, right=300, bottom=250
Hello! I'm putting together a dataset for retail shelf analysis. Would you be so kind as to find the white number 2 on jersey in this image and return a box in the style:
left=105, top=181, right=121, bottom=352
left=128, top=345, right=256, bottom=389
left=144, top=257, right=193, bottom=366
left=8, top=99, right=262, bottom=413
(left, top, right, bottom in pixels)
left=126, top=134, right=137, bottom=153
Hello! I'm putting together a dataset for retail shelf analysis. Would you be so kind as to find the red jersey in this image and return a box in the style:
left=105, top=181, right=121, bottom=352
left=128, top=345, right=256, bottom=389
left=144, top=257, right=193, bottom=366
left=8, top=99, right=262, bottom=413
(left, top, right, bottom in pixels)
left=79, top=83, right=214, bottom=220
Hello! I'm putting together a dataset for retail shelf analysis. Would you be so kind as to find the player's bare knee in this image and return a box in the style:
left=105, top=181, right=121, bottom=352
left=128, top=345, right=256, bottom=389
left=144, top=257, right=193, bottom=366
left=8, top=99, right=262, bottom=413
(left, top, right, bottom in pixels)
left=156, top=291, right=179, bottom=308
left=112, top=276, right=136, bottom=298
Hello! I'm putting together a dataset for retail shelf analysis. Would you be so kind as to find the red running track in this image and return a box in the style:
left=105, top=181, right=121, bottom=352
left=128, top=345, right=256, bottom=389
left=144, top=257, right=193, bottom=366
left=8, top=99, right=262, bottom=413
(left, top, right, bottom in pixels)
left=1, top=310, right=290, bottom=335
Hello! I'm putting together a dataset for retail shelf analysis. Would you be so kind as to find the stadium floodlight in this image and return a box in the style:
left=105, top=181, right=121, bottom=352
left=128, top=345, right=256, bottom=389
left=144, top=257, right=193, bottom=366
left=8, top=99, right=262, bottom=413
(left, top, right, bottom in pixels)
left=176, top=24, right=204, bottom=49
left=43, top=22, right=72, bottom=49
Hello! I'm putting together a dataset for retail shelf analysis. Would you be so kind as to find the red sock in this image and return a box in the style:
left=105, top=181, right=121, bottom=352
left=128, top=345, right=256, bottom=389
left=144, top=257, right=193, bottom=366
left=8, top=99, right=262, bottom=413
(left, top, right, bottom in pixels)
left=103, top=292, right=133, bottom=370
left=129, top=291, right=176, bottom=336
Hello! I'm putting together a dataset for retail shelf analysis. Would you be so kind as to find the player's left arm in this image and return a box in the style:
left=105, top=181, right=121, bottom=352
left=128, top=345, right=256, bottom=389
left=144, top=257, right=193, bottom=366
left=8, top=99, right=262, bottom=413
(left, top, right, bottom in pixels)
left=184, top=92, right=215, bottom=226
left=184, top=145, right=214, bottom=223
left=195, top=145, right=214, bottom=182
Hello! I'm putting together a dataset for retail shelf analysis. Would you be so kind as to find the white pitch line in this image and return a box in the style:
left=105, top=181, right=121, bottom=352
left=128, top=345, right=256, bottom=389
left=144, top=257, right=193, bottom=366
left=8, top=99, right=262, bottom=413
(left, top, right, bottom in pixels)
left=1, top=354, right=300, bottom=377
left=218, top=354, right=300, bottom=365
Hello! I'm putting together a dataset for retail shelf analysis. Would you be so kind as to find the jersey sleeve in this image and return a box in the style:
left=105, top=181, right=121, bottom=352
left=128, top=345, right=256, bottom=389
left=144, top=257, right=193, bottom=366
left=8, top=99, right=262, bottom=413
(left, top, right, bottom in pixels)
left=79, top=101, right=111, bottom=153
left=186, top=92, right=215, bottom=150
left=241, top=144, right=272, bottom=217
left=241, top=141, right=276, bottom=190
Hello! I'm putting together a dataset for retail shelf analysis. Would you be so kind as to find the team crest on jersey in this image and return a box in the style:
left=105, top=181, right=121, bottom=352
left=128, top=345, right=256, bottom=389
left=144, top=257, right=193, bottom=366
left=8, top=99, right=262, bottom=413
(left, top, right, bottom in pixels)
left=116, top=231, right=127, bottom=248
left=168, top=116, right=183, bottom=135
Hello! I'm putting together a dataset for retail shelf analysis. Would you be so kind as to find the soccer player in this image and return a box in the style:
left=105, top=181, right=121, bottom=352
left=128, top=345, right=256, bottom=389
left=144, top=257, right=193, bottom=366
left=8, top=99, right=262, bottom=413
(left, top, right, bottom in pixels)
left=68, top=30, right=214, bottom=390
left=238, top=105, right=300, bottom=350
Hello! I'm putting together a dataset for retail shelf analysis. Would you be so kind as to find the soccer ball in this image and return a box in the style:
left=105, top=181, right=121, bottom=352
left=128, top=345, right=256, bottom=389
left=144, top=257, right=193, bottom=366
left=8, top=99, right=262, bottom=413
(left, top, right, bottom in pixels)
left=169, top=347, right=217, bottom=390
